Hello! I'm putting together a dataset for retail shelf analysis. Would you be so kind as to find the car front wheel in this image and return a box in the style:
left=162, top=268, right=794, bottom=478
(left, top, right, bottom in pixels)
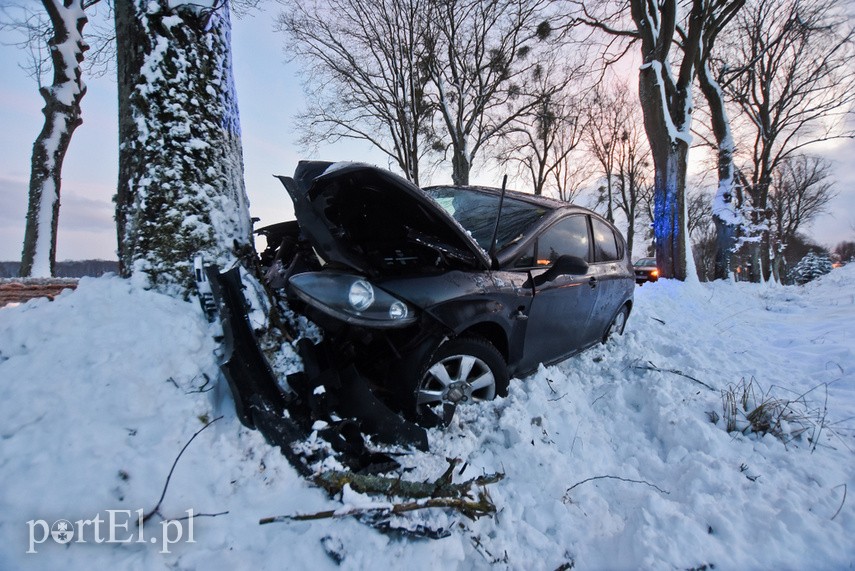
left=412, top=337, right=508, bottom=427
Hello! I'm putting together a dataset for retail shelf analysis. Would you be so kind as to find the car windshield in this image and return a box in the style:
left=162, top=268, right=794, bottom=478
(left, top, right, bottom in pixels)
left=424, top=186, right=549, bottom=252
left=635, top=258, right=657, bottom=267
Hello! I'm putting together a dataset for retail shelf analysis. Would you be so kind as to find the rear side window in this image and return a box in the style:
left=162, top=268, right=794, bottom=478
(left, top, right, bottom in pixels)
left=592, top=218, right=621, bottom=262
left=536, top=215, right=590, bottom=264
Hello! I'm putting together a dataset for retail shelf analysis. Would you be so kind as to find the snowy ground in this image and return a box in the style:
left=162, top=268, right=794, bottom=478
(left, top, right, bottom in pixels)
left=1, top=267, right=853, bottom=570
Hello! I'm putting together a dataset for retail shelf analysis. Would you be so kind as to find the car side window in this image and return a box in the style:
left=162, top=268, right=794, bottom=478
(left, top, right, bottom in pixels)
left=592, top=218, right=620, bottom=262
left=535, top=215, right=591, bottom=264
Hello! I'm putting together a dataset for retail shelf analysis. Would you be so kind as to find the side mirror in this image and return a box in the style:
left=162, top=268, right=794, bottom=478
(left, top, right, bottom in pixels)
left=533, top=255, right=589, bottom=287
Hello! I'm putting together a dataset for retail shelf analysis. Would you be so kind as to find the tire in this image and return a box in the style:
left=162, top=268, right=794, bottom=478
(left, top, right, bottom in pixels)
left=602, top=304, right=629, bottom=343
left=412, top=337, right=509, bottom=427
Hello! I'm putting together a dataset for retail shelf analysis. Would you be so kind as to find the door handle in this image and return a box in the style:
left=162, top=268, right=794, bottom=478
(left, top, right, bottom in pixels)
left=588, top=276, right=598, bottom=288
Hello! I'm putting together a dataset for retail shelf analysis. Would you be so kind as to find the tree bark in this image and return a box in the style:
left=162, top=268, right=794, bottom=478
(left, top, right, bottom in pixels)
left=450, top=145, right=470, bottom=186
left=20, top=0, right=89, bottom=278
left=115, top=0, right=251, bottom=295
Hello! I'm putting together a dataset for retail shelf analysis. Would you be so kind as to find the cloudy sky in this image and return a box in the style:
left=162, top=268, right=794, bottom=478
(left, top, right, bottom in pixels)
left=0, top=7, right=852, bottom=262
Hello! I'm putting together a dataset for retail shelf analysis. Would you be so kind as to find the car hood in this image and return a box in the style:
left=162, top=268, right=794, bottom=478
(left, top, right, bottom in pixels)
left=277, top=161, right=491, bottom=276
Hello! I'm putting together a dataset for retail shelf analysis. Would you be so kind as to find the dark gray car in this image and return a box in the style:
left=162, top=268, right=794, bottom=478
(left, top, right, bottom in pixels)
left=259, top=161, right=634, bottom=426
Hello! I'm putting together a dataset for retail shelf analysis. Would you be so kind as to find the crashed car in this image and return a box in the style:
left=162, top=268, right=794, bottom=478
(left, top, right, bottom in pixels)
left=254, top=161, right=634, bottom=427
left=633, top=257, right=660, bottom=284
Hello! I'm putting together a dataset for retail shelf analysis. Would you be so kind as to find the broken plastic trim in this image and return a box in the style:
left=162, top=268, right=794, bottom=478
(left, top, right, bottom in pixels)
left=203, top=264, right=286, bottom=428
left=294, top=339, right=429, bottom=450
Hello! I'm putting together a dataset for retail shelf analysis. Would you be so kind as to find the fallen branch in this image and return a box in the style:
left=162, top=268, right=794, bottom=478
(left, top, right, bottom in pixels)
left=260, top=492, right=497, bottom=524
left=565, top=475, right=670, bottom=496
left=261, top=458, right=503, bottom=525
left=168, top=511, right=229, bottom=522
left=143, top=416, right=224, bottom=524
left=831, top=484, right=847, bottom=521
left=313, top=459, right=503, bottom=500
left=634, top=361, right=715, bottom=391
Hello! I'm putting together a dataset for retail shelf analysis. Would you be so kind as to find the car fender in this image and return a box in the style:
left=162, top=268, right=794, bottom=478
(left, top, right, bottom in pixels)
left=423, top=296, right=529, bottom=367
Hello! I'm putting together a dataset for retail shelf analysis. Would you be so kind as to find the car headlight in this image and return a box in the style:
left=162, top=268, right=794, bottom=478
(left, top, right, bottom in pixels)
left=388, top=301, right=409, bottom=320
left=289, top=272, right=417, bottom=328
left=348, top=279, right=375, bottom=311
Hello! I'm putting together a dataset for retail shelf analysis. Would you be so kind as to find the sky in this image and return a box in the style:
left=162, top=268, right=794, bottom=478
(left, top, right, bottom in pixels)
left=0, top=7, right=853, bottom=262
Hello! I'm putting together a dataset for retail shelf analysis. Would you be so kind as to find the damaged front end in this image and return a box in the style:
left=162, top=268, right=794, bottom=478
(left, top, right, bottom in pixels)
left=194, top=257, right=430, bottom=452
left=193, top=161, right=516, bottom=452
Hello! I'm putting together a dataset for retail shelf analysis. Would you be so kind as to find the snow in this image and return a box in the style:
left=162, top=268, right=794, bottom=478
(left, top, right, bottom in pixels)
left=1, top=268, right=853, bottom=569
left=50, top=0, right=87, bottom=105
left=30, top=176, right=57, bottom=278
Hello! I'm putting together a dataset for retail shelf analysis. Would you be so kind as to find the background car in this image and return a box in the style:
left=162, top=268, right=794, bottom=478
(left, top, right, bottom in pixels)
left=634, top=257, right=659, bottom=284
left=261, top=161, right=635, bottom=426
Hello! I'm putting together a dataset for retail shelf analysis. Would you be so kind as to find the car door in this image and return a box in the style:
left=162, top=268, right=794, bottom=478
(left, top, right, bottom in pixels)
left=588, top=216, right=626, bottom=337
left=517, top=214, right=600, bottom=372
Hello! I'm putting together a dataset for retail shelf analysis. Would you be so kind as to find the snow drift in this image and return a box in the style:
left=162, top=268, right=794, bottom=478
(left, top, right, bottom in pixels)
left=0, top=267, right=852, bottom=569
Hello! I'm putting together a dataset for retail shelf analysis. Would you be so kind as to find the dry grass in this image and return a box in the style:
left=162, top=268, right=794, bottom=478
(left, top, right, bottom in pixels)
left=720, top=377, right=837, bottom=451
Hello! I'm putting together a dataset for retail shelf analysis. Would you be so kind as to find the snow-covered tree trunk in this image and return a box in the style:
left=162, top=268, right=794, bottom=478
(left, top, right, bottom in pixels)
left=115, top=0, right=251, bottom=295
left=628, top=0, right=706, bottom=281
left=697, top=61, right=742, bottom=280
left=20, top=0, right=89, bottom=278
left=636, top=60, right=693, bottom=281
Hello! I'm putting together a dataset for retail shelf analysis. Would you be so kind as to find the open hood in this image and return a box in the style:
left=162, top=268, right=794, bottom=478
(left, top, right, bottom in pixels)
left=277, top=161, right=491, bottom=276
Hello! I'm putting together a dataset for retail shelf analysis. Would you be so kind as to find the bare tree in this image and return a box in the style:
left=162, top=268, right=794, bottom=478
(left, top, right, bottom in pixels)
left=687, top=187, right=714, bottom=239
left=498, top=53, right=587, bottom=198
left=612, top=107, right=652, bottom=257
left=585, top=81, right=642, bottom=224
left=628, top=0, right=708, bottom=280
left=686, top=187, right=718, bottom=280
left=550, top=150, right=594, bottom=203
left=115, top=0, right=252, bottom=294
left=769, top=155, right=837, bottom=272
left=278, top=0, right=435, bottom=184
left=583, top=81, right=653, bottom=255
left=1, top=1, right=100, bottom=277
left=584, top=83, right=622, bottom=223
left=717, top=0, right=855, bottom=282
left=427, top=0, right=557, bottom=185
